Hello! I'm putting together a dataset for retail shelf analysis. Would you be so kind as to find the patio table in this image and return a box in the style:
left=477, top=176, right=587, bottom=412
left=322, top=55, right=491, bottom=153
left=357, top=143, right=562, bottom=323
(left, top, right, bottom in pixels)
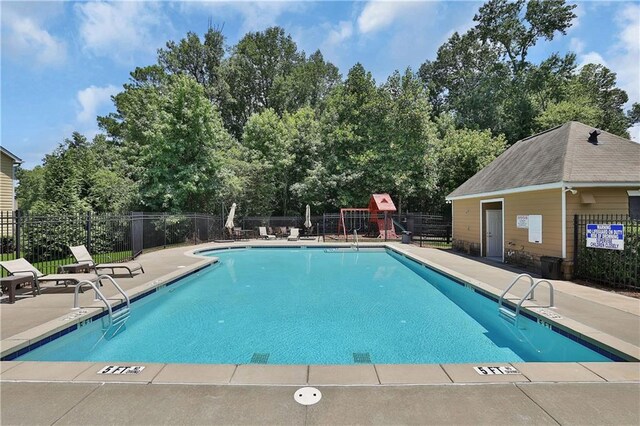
left=1, top=275, right=38, bottom=304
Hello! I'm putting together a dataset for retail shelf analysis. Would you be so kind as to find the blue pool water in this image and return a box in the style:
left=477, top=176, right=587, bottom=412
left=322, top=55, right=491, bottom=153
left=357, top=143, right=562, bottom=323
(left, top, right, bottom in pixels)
left=17, top=248, right=611, bottom=364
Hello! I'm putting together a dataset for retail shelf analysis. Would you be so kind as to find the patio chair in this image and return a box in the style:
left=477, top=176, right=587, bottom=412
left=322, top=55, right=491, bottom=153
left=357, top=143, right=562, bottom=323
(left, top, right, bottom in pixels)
left=288, top=228, right=300, bottom=241
left=0, top=258, right=104, bottom=294
left=69, top=245, right=144, bottom=277
left=259, top=226, right=276, bottom=240
left=278, top=227, right=287, bottom=238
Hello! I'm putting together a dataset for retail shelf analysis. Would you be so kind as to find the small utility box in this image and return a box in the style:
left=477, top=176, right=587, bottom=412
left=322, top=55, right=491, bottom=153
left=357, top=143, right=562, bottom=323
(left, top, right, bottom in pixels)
left=540, top=256, right=562, bottom=280
left=401, top=231, right=412, bottom=244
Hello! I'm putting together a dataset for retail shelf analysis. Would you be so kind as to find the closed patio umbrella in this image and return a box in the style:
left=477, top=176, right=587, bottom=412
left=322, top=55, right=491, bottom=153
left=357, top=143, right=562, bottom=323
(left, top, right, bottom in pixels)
left=304, top=204, right=312, bottom=229
left=225, top=203, right=236, bottom=235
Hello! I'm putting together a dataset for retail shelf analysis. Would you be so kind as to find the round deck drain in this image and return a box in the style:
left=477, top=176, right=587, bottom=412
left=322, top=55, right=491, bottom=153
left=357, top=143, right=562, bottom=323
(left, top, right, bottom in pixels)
left=294, top=387, right=322, bottom=405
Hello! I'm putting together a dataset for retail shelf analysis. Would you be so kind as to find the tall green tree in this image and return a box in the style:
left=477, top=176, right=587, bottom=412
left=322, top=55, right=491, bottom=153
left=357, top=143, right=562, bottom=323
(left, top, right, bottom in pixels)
left=157, top=27, right=229, bottom=109
left=224, top=27, right=304, bottom=137
left=104, top=74, right=243, bottom=212
left=274, top=50, right=341, bottom=113
left=474, top=0, right=576, bottom=75
left=242, top=108, right=292, bottom=214
left=16, top=132, right=134, bottom=214
left=573, top=64, right=630, bottom=137
left=378, top=68, right=436, bottom=212
left=319, top=63, right=386, bottom=208
left=430, top=117, right=508, bottom=210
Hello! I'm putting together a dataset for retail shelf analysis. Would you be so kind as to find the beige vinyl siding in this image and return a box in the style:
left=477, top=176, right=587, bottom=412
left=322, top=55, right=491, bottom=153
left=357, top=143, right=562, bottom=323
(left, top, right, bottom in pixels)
left=452, top=198, right=480, bottom=244
left=565, top=186, right=634, bottom=262
left=452, top=189, right=563, bottom=259
left=503, top=189, right=562, bottom=258
left=0, top=152, right=15, bottom=212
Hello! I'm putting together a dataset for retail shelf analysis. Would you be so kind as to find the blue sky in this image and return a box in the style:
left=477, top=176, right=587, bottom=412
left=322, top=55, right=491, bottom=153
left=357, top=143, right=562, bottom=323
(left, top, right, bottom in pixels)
left=2, top=1, right=639, bottom=169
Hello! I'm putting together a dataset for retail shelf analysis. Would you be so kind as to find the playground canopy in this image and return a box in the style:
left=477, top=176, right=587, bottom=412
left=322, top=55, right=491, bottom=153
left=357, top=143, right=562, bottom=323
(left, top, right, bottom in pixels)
left=338, top=193, right=398, bottom=239
left=368, top=193, right=397, bottom=213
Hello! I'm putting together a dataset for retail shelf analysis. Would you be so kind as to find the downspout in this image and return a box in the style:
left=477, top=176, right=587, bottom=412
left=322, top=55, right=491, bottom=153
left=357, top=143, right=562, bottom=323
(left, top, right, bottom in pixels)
left=561, top=185, right=567, bottom=259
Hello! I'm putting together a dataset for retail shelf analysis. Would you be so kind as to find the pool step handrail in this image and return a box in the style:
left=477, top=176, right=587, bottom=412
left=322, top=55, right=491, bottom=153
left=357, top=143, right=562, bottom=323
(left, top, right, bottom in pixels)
left=498, top=273, right=535, bottom=309
left=71, top=275, right=131, bottom=332
left=498, top=274, right=555, bottom=328
left=352, top=229, right=360, bottom=251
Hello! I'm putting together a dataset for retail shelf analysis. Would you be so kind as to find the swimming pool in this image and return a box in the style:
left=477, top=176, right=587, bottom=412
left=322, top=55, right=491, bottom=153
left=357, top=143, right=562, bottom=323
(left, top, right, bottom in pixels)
left=13, top=247, right=615, bottom=364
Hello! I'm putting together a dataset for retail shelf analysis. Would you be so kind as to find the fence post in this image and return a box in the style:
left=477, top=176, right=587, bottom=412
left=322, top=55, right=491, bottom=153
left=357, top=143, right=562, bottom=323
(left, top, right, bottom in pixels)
left=85, top=211, right=92, bottom=251
left=163, top=214, right=167, bottom=248
left=384, top=212, right=388, bottom=242
left=322, top=214, right=326, bottom=242
left=14, top=210, right=21, bottom=259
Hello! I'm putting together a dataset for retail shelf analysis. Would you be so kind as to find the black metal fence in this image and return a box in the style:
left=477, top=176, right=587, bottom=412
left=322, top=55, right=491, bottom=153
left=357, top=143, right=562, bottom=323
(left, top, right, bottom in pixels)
left=0, top=209, right=453, bottom=276
left=574, top=214, right=639, bottom=289
left=320, top=212, right=451, bottom=247
left=0, top=211, right=224, bottom=275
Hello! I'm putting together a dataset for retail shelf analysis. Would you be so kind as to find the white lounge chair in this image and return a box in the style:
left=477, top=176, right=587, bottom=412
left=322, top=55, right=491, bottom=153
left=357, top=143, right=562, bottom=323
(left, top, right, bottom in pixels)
left=0, top=258, right=104, bottom=293
left=259, top=226, right=276, bottom=240
left=69, top=245, right=144, bottom=277
left=287, top=228, right=300, bottom=241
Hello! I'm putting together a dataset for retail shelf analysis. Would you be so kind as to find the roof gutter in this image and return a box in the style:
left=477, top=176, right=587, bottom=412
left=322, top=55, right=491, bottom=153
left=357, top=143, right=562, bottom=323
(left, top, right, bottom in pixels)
left=446, top=181, right=640, bottom=201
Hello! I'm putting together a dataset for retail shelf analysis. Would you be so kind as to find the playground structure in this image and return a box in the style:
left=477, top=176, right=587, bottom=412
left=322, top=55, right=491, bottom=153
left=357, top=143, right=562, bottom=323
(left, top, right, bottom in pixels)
left=338, top=194, right=399, bottom=239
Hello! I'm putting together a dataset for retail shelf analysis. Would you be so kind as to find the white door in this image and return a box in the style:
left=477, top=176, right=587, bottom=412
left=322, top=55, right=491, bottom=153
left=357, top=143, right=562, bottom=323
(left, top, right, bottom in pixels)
left=486, top=209, right=503, bottom=258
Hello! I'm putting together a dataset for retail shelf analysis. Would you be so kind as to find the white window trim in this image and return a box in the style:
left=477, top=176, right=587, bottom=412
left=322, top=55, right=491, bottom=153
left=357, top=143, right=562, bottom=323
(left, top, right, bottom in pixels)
left=479, top=198, right=504, bottom=262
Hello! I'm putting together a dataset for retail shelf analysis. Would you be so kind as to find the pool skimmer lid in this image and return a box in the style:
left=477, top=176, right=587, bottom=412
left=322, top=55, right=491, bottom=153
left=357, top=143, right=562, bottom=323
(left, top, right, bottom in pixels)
left=294, top=387, right=321, bottom=405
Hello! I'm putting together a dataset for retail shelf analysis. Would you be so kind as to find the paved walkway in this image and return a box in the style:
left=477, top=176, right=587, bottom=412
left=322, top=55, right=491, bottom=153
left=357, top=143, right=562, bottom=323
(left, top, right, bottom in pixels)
left=1, top=381, right=638, bottom=425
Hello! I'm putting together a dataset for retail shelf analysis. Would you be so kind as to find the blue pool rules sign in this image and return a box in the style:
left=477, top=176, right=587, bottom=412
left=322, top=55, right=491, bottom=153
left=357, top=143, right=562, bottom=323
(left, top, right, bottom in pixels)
left=586, top=224, right=624, bottom=250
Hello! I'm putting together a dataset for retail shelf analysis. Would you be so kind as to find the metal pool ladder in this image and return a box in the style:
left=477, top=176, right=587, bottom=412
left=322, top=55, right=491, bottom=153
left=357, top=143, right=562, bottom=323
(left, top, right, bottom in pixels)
left=498, top=273, right=554, bottom=327
left=72, top=275, right=131, bottom=337
left=352, top=229, right=360, bottom=251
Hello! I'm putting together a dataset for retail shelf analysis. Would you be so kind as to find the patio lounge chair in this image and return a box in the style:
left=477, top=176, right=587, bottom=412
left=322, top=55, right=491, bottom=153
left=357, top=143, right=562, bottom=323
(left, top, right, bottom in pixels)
left=69, top=245, right=144, bottom=277
left=259, top=226, right=276, bottom=240
left=288, top=228, right=300, bottom=241
left=0, top=258, right=104, bottom=294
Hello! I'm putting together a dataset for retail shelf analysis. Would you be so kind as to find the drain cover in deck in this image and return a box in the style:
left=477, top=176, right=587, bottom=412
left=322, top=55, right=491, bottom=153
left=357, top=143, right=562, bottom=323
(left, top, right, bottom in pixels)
left=294, top=387, right=322, bottom=405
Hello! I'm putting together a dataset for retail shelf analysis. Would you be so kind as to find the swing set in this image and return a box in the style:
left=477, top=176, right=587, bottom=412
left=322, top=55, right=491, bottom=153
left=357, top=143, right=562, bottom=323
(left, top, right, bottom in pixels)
left=338, top=193, right=398, bottom=239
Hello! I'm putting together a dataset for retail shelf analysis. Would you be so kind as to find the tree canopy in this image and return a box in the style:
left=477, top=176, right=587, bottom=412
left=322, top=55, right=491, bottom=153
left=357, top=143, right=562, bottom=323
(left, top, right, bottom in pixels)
left=17, top=0, right=638, bottom=217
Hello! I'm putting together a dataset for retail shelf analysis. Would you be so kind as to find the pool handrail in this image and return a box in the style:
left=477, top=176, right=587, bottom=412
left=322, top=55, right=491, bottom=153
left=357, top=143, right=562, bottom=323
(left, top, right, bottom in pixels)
left=498, top=273, right=535, bottom=309
left=71, top=274, right=131, bottom=330
left=515, top=279, right=555, bottom=319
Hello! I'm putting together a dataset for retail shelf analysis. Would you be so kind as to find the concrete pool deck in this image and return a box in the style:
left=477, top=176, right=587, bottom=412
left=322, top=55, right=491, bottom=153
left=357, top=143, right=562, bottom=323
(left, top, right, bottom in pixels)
left=1, top=240, right=639, bottom=424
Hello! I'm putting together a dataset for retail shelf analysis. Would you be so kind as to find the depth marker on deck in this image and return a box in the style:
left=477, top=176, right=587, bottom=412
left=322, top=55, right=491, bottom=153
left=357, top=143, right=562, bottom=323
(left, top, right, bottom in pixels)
left=474, top=366, right=520, bottom=375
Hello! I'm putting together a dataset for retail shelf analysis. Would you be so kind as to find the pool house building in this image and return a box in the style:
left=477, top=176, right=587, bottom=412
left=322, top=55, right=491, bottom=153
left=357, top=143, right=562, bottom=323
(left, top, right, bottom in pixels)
left=446, top=121, right=640, bottom=279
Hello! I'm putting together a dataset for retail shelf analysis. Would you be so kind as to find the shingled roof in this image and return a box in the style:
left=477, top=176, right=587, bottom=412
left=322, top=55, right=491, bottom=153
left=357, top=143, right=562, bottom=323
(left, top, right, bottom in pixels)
left=447, top=121, right=640, bottom=199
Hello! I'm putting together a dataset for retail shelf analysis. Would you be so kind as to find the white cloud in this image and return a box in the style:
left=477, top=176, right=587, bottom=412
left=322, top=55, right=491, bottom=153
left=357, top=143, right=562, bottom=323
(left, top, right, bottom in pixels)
left=358, top=1, right=431, bottom=34
left=609, top=3, right=640, bottom=104
left=1, top=4, right=66, bottom=66
left=180, top=1, right=306, bottom=33
left=326, top=21, right=354, bottom=46
left=579, top=51, right=608, bottom=68
left=629, top=124, right=640, bottom=142
left=569, top=37, right=584, bottom=54
left=76, top=1, right=165, bottom=63
left=568, top=2, right=585, bottom=33
left=76, top=85, right=119, bottom=124
left=570, top=37, right=607, bottom=70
